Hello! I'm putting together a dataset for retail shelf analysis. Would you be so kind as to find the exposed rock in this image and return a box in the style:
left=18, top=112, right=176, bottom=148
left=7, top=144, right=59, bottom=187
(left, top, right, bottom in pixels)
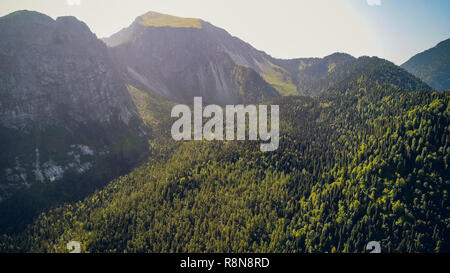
left=103, top=11, right=282, bottom=104
left=0, top=11, right=148, bottom=226
left=0, top=10, right=137, bottom=130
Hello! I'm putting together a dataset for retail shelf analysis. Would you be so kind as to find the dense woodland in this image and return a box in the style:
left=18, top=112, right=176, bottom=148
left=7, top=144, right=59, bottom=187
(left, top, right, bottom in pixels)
left=1, top=58, right=448, bottom=253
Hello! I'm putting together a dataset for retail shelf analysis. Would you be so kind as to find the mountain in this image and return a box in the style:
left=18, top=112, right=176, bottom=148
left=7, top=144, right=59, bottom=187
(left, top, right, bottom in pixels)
left=0, top=11, right=148, bottom=233
left=103, top=11, right=282, bottom=104
left=274, top=54, right=430, bottom=96
left=104, top=12, right=429, bottom=101
left=0, top=10, right=447, bottom=253
left=323, top=56, right=430, bottom=94
left=401, top=38, right=450, bottom=91
left=4, top=86, right=448, bottom=253
left=271, top=53, right=355, bottom=96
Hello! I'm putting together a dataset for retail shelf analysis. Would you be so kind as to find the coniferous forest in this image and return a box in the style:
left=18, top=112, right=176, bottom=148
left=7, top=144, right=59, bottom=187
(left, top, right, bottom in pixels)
left=1, top=59, right=448, bottom=253
left=0, top=8, right=449, bottom=254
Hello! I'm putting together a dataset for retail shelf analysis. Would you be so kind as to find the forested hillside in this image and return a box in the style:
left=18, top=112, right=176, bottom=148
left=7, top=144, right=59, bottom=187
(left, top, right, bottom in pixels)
left=0, top=10, right=448, bottom=254
left=2, top=66, right=448, bottom=253
left=402, top=38, right=450, bottom=91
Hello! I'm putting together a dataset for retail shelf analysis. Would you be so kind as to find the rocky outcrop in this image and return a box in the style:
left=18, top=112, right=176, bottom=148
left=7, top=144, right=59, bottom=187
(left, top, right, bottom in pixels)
left=0, top=11, right=148, bottom=232
left=103, top=11, right=283, bottom=104
left=0, top=10, right=137, bottom=130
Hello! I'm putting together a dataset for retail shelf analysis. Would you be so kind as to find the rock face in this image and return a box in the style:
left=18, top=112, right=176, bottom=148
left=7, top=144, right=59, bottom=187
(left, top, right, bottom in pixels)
left=0, top=11, right=148, bottom=232
left=103, top=12, right=377, bottom=100
left=103, top=11, right=282, bottom=104
left=0, top=10, right=432, bottom=234
left=0, top=10, right=136, bottom=129
left=401, top=38, right=450, bottom=91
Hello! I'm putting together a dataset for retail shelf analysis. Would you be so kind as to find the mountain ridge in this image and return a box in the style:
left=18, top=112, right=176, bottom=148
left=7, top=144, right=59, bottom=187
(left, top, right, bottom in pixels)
left=401, top=38, right=450, bottom=91
left=103, top=12, right=285, bottom=104
left=103, top=11, right=432, bottom=100
left=0, top=9, right=442, bottom=242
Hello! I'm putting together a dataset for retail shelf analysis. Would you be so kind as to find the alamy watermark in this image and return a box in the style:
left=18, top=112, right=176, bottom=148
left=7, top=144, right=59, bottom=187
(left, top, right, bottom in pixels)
left=366, top=241, right=381, bottom=253
left=171, top=97, right=279, bottom=151
left=67, top=241, right=81, bottom=253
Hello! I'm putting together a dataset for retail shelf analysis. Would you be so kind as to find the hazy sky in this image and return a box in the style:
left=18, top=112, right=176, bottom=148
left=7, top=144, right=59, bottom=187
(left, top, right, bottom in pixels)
left=0, top=0, right=449, bottom=64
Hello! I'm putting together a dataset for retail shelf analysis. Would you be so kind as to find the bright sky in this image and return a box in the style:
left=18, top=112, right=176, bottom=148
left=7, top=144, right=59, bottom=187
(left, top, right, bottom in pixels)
left=0, top=0, right=449, bottom=64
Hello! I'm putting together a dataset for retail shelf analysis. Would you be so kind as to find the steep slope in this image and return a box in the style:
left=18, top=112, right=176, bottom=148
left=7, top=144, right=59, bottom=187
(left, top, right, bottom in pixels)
left=0, top=9, right=445, bottom=252
left=0, top=11, right=148, bottom=233
left=103, top=11, right=287, bottom=103
left=401, top=38, right=450, bottom=91
left=1, top=36, right=446, bottom=251
left=0, top=11, right=136, bottom=127
left=323, top=56, right=431, bottom=94
left=272, top=53, right=356, bottom=96
left=4, top=87, right=448, bottom=253
left=277, top=54, right=429, bottom=96
left=106, top=12, right=420, bottom=101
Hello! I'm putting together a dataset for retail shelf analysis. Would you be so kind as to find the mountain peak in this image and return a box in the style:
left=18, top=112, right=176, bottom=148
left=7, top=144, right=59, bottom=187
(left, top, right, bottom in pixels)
left=0, top=10, right=53, bottom=25
left=55, top=15, right=95, bottom=38
left=137, top=11, right=202, bottom=29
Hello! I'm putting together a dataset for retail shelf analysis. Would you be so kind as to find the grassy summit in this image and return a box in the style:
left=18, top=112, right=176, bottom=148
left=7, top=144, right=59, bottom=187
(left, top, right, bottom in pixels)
left=138, top=11, right=202, bottom=29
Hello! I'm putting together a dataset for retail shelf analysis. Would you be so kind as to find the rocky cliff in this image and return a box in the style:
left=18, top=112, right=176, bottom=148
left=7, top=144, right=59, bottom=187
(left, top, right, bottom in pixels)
left=0, top=11, right=148, bottom=232
left=103, top=11, right=283, bottom=104
left=0, top=11, right=136, bottom=129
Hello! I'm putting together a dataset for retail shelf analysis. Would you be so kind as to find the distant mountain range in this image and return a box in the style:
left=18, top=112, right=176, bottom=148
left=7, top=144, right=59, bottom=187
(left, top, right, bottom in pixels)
left=0, top=10, right=447, bottom=242
left=402, top=38, right=450, bottom=91
left=103, top=11, right=438, bottom=102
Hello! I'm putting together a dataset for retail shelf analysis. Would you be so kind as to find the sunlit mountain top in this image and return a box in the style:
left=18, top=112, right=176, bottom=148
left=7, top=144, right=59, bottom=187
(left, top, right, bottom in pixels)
left=138, top=11, right=202, bottom=29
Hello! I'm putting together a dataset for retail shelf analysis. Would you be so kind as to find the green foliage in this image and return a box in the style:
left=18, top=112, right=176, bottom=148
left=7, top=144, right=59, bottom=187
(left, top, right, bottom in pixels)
left=0, top=113, right=149, bottom=234
left=2, top=83, right=448, bottom=253
left=261, top=63, right=298, bottom=96
left=233, top=66, right=280, bottom=103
